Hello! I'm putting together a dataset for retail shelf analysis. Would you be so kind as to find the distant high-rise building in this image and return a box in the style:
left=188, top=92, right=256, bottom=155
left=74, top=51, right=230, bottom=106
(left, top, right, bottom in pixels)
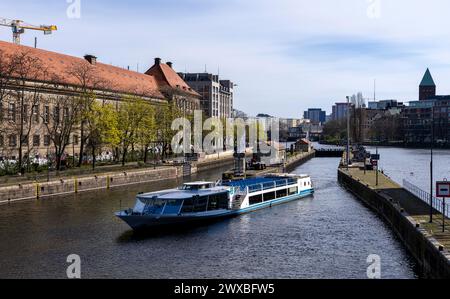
left=332, top=102, right=349, bottom=120
left=303, top=108, right=326, bottom=124
left=419, top=68, right=436, bottom=101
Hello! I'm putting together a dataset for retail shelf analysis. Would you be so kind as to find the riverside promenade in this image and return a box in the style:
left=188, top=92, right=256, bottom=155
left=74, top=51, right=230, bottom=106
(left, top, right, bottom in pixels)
left=338, top=162, right=450, bottom=278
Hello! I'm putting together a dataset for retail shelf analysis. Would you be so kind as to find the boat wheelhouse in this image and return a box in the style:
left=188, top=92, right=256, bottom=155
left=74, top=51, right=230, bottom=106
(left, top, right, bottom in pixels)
left=116, top=174, right=314, bottom=230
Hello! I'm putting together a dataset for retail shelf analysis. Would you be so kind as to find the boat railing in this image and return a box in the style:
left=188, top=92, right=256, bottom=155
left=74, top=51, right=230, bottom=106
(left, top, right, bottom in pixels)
left=246, top=178, right=297, bottom=194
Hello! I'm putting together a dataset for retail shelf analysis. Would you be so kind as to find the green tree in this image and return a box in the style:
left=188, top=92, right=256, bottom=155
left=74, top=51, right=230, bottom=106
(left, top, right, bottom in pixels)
left=155, top=102, right=182, bottom=159
left=117, top=96, right=156, bottom=166
left=86, top=101, right=120, bottom=169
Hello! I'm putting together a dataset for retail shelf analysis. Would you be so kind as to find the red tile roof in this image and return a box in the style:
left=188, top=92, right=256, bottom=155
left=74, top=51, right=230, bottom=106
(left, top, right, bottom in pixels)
left=145, top=62, right=201, bottom=97
left=0, top=40, right=164, bottom=99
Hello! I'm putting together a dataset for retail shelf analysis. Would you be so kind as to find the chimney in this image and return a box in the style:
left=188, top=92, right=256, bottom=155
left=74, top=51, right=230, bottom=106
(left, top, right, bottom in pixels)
left=154, top=57, right=161, bottom=65
left=167, top=61, right=173, bottom=68
left=84, top=55, right=97, bottom=65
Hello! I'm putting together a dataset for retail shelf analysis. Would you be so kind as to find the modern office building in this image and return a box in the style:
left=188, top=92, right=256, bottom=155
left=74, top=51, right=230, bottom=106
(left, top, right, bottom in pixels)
left=178, top=72, right=234, bottom=118
left=303, top=108, right=326, bottom=124
left=331, top=102, right=350, bottom=120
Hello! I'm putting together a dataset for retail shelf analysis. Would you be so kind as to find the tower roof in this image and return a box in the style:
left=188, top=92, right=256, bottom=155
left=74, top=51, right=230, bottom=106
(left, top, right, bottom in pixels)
left=420, top=68, right=436, bottom=87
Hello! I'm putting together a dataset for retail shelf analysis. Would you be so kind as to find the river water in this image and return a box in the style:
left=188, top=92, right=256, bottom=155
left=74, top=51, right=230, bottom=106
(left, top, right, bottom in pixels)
left=365, top=146, right=450, bottom=193
left=0, top=155, right=421, bottom=279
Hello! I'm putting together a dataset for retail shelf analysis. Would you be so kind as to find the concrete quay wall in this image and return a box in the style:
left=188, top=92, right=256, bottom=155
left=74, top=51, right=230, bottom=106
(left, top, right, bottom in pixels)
left=338, top=169, right=450, bottom=279
left=0, top=166, right=180, bottom=204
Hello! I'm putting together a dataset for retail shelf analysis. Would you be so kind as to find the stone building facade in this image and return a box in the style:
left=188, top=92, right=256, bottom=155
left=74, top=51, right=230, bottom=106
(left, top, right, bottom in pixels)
left=0, top=41, right=200, bottom=162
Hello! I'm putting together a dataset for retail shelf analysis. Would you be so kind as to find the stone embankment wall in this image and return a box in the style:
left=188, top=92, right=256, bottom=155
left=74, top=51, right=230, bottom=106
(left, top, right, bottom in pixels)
left=338, top=169, right=450, bottom=279
left=0, top=167, right=180, bottom=204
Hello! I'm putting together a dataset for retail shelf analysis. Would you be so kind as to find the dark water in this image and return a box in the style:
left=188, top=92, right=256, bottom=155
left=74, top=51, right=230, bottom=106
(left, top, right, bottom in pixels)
left=0, top=158, right=419, bottom=279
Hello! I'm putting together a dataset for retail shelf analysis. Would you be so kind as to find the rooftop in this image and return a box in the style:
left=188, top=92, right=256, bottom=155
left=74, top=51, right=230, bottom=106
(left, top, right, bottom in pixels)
left=0, top=40, right=164, bottom=98
left=420, top=68, right=436, bottom=87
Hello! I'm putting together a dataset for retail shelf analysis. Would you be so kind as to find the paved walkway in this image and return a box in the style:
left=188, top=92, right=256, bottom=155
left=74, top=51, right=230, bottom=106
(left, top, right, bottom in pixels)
left=344, top=167, right=450, bottom=249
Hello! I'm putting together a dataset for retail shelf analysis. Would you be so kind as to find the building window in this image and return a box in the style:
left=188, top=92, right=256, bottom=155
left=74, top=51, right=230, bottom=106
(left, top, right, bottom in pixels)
left=8, top=135, right=17, bottom=147
left=33, top=135, right=40, bottom=147
left=44, top=135, right=51, bottom=146
left=8, top=102, right=16, bottom=122
left=64, top=107, right=70, bottom=121
left=73, top=135, right=79, bottom=145
left=53, top=106, right=60, bottom=123
left=44, top=106, right=50, bottom=123
left=22, top=104, right=28, bottom=121
left=21, top=135, right=28, bottom=146
left=33, top=105, right=39, bottom=123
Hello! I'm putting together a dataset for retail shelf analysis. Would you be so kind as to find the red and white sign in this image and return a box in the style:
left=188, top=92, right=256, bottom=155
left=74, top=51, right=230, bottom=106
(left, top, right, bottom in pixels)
left=436, top=181, right=450, bottom=198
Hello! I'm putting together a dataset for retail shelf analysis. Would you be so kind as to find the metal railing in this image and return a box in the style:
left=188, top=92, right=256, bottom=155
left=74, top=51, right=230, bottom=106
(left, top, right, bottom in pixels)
left=403, top=179, right=449, bottom=218
left=247, top=178, right=297, bottom=193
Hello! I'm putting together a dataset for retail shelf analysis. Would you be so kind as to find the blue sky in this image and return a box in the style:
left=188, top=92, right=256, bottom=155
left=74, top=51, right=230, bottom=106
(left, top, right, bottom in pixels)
left=2, top=0, right=450, bottom=117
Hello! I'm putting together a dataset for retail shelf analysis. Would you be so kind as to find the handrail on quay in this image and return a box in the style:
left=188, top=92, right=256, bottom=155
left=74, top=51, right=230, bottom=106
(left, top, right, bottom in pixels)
left=403, top=179, right=450, bottom=218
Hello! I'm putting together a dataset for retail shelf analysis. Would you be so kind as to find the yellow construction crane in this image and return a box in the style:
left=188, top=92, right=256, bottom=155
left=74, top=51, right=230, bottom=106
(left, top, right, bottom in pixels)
left=0, top=18, right=57, bottom=45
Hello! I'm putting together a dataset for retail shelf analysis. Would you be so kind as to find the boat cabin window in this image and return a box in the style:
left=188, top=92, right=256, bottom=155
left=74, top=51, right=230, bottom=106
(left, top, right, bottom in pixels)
left=181, top=183, right=213, bottom=191
left=207, top=192, right=229, bottom=210
left=194, top=196, right=208, bottom=212
left=181, top=198, right=194, bottom=213
left=264, top=192, right=276, bottom=201
left=288, top=187, right=298, bottom=195
left=276, top=188, right=287, bottom=198
left=143, top=198, right=166, bottom=215
left=163, top=199, right=183, bottom=214
left=249, top=194, right=263, bottom=205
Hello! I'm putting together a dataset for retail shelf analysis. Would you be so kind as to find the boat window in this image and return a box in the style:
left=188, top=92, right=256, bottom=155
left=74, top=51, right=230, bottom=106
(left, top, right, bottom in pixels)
left=276, top=188, right=287, bottom=198
left=143, top=199, right=166, bottom=215
left=163, top=199, right=183, bottom=214
left=288, top=187, right=298, bottom=195
left=249, top=194, right=263, bottom=205
left=207, top=193, right=229, bottom=210
left=194, top=196, right=208, bottom=212
left=181, top=198, right=194, bottom=213
left=182, top=183, right=211, bottom=190
left=264, top=192, right=276, bottom=201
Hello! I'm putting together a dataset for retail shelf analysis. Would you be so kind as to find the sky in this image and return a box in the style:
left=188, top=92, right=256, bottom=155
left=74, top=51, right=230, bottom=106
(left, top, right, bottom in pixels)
left=2, top=0, right=450, bottom=117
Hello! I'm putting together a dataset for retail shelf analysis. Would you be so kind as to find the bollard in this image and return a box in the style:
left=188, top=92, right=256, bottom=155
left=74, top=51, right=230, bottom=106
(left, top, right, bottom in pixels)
left=35, top=183, right=40, bottom=199
left=74, top=177, right=78, bottom=193
left=107, top=175, right=110, bottom=189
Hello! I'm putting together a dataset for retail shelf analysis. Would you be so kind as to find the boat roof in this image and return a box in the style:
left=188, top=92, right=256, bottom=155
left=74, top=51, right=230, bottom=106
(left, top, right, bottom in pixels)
left=137, top=186, right=229, bottom=200
left=183, top=181, right=214, bottom=185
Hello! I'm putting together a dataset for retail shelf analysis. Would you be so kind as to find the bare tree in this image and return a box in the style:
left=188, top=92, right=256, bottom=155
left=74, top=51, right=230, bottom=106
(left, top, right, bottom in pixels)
left=41, top=94, right=83, bottom=170
left=2, top=50, right=50, bottom=173
left=65, top=62, right=111, bottom=167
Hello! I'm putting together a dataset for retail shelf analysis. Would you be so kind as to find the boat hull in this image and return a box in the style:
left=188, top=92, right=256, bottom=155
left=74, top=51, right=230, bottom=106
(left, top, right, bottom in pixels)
left=117, top=189, right=314, bottom=231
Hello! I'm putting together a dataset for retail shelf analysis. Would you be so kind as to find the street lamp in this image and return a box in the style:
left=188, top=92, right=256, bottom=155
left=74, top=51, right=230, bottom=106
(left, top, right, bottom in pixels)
left=430, top=105, right=434, bottom=223
left=346, top=96, right=350, bottom=170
